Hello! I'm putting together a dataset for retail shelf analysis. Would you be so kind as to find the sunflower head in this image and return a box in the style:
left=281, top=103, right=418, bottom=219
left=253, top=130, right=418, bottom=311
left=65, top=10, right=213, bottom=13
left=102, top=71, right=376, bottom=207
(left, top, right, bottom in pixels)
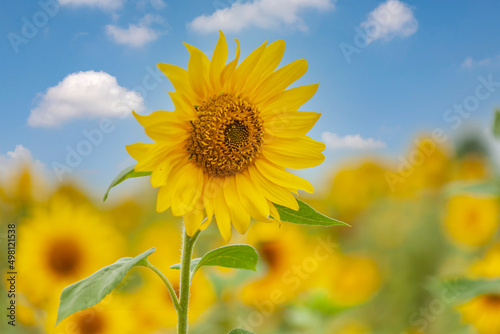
left=128, top=31, right=325, bottom=240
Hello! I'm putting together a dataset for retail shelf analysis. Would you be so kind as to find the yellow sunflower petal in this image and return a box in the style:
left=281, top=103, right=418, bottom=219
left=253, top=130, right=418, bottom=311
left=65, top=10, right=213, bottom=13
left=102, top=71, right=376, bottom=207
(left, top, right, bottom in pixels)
left=268, top=201, right=281, bottom=222
left=171, top=163, right=204, bottom=216
left=242, top=39, right=285, bottom=96
left=254, top=157, right=315, bottom=193
left=213, top=191, right=232, bottom=241
left=263, top=136, right=325, bottom=169
left=252, top=59, right=308, bottom=106
left=224, top=177, right=251, bottom=234
left=126, top=143, right=153, bottom=162
left=157, top=184, right=174, bottom=212
left=157, top=63, right=199, bottom=104
left=231, top=40, right=267, bottom=93
left=184, top=207, right=204, bottom=236
left=150, top=149, right=185, bottom=187
left=170, top=92, right=197, bottom=120
left=235, top=172, right=270, bottom=220
left=133, top=110, right=189, bottom=142
left=261, top=83, right=319, bottom=117
left=209, top=31, right=229, bottom=93
left=265, top=111, right=321, bottom=138
left=134, top=143, right=174, bottom=172
left=221, top=39, right=241, bottom=91
left=184, top=43, right=211, bottom=99
left=248, top=166, right=299, bottom=210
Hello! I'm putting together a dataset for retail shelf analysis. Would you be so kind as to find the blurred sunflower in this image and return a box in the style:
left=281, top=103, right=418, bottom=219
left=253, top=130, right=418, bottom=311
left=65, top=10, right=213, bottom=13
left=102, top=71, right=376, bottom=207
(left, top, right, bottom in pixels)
left=47, top=295, right=136, bottom=334
left=328, top=160, right=389, bottom=221
left=128, top=31, right=324, bottom=240
left=241, top=223, right=312, bottom=306
left=457, top=294, right=500, bottom=334
left=469, top=243, right=500, bottom=278
left=316, top=253, right=381, bottom=307
left=18, top=195, right=125, bottom=306
left=443, top=195, right=499, bottom=248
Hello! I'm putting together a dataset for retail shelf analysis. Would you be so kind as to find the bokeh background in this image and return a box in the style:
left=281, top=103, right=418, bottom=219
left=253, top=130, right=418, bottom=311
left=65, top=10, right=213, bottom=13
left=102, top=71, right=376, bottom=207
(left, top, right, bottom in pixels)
left=3, top=0, right=500, bottom=333
left=3, top=123, right=500, bottom=334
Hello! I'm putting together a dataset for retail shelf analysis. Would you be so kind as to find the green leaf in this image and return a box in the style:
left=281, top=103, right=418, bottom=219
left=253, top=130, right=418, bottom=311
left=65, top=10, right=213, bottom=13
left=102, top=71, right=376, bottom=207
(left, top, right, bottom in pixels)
left=429, top=277, right=500, bottom=305
left=170, top=244, right=258, bottom=275
left=56, top=248, right=155, bottom=325
left=275, top=199, right=349, bottom=227
left=103, top=164, right=151, bottom=202
left=493, top=109, right=500, bottom=138
left=228, top=329, right=256, bottom=334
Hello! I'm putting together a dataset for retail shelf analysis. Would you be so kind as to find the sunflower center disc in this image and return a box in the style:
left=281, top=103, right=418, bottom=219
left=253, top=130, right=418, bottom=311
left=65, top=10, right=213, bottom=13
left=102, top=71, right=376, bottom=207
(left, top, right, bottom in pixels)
left=47, top=239, right=82, bottom=276
left=187, top=93, right=264, bottom=177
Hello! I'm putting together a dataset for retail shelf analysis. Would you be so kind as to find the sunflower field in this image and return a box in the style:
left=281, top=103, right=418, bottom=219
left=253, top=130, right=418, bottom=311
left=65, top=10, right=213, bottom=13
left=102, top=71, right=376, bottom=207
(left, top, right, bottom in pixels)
left=3, top=120, right=500, bottom=334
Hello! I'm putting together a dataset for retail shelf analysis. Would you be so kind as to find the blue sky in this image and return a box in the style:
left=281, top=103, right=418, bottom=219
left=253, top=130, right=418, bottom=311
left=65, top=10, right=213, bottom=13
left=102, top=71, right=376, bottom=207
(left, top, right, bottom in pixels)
left=1, top=0, right=500, bottom=198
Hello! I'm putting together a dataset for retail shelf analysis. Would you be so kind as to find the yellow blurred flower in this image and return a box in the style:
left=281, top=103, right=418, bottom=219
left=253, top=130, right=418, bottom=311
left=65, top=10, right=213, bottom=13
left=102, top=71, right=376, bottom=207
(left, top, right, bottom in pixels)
left=18, top=195, right=125, bottom=306
left=127, top=31, right=324, bottom=240
left=469, top=243, right=500, bottom=278
left=328, top=319, right=372, bottom=334
left=317, top=253, right=381, bottom=307
left=242, top=223, right=314, bottom=307
left=328, top=160, right=389, bottom=221
left=443, top=195, right=499, bottom=248
left=458, top=294, right=500, bottom=334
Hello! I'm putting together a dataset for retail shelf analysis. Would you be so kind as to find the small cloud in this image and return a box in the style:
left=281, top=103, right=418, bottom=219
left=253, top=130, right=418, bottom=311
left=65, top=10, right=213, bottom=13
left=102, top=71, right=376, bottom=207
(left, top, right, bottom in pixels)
left=28, top=71, right=144, bottom=128
left=0, top=145, right=45, bottom=180
left=106, top=14, right=165, bottom=47
left=460, top=55, right=500, bottom=70
left=322, top=132, right=387, bottom=149
left=188, top=0, right=334, bottom=34
left=58, top=0, right=125, bottom=11
left=360, top=0, right=418, bottom=44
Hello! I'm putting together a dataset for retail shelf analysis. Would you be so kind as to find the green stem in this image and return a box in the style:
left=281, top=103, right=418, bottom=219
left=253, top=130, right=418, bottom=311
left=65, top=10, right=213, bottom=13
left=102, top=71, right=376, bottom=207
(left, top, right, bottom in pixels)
left=144, top=262, right=181, bottom=312
left=178, top=228, right=202, bottom=334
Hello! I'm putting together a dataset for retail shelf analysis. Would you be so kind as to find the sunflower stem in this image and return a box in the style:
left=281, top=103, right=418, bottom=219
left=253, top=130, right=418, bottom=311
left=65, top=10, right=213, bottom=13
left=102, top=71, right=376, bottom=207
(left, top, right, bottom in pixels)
left=177, top=227, right=201, bottom=334
left=143, top=261, right=181, bottom=312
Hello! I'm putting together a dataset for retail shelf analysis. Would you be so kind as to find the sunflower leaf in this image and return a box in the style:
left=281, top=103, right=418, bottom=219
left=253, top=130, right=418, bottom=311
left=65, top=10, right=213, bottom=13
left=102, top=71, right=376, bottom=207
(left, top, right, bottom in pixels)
left=170, top=244, right=258, bottom=275
left=428, top=277, right=500, bottom=305
left=56, top=248, right=155, bottom=325
left=103, top=164, right=151, bottom=202
left=274, top=199, right=349, bottom=227
left=228, top=329, right=256, bottom=334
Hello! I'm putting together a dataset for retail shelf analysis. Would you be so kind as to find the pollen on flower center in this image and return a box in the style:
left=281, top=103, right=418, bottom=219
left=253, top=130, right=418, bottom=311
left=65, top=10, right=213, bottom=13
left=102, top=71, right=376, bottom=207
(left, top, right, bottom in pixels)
left=187, top=93, right=264, bottom=177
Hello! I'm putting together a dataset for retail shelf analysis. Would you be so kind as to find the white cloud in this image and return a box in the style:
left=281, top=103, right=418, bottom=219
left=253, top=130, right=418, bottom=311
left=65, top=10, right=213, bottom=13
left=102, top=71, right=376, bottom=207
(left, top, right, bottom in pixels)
left=58, top=0, right=124, bottom=11
left=360, top=0, right=418, bottom=44
left=0, top=145, right=45, bottom=180
left=28, top=71, right=144, bottom=128
left=460, top=55, right=500, bottom=69
left=322, top=132, right=387, bottom=149
left=106, top=14, right=164, bottom=47
left=189, top=0, right=334, bottom=34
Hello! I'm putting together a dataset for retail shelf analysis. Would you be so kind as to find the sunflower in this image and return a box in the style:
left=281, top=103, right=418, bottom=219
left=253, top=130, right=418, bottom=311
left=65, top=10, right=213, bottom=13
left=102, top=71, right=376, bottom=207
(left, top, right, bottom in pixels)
left=18, top=195, right=125, bottom=306
left=457, top=294, right=500, bottom=334
left=127, top=31, right=324, bottom=240
left=443, top=194, right=499, bottom=248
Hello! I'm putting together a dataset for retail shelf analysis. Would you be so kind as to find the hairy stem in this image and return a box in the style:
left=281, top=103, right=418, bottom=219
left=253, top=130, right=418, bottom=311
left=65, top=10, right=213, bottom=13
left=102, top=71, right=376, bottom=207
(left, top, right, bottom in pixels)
left=144, top=262, right=181, bottom=312
left=177, top=228, right=201, bottom=334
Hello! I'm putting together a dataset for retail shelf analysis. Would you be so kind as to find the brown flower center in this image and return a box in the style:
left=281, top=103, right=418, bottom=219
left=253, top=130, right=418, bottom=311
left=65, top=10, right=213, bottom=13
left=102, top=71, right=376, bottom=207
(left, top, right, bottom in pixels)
left=46, top=239, right=82, bottom=277
left=187, top=93, right=264, bottom=177
left=76, top=311, right=106, bottom=334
